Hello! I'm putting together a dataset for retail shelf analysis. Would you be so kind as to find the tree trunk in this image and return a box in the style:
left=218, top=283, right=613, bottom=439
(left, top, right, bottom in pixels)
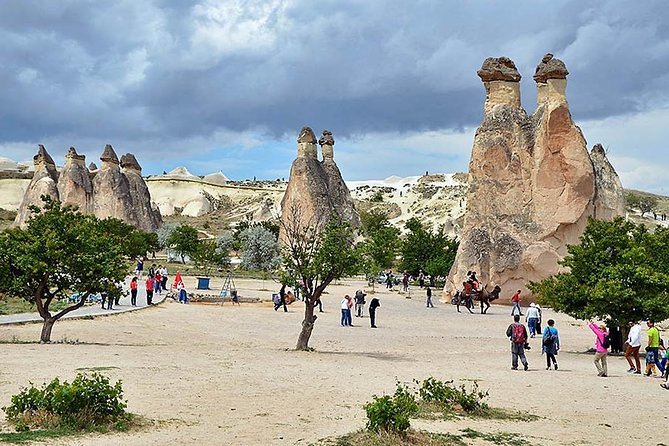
left=296, top=298, right=317, bottom=351
left=40, top=318, right=56, bottom=343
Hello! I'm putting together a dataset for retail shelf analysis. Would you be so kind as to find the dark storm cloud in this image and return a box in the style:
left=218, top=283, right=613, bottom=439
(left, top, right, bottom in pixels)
left=0, top=0, right=667, bottom=175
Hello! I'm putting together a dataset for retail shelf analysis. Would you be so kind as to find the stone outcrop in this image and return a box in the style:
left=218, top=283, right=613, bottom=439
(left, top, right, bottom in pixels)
left=280, top=127, right=360, bottom=241
left=57, top=147, right=93, bottom=214
left=14, top=145, right=60, bottom=227
left=14, top=144, right=161, bottom=231
left=121, top=153, right=163, bottom=231
left=444, top=54, right=624, bottom=302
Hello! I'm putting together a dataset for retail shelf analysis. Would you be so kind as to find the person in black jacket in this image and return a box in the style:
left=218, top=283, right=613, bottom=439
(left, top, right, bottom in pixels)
left=369, top=297, right=381, bottom=328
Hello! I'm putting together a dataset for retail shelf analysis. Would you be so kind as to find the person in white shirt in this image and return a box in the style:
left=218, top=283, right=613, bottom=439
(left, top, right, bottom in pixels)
left=525, top=303, right=540, bottom=338
left=625, top=321, right=642, bottom=374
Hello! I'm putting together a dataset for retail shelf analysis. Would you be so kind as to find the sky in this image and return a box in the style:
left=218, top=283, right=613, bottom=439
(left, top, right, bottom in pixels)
left=0, top=1, right=668, bottom=192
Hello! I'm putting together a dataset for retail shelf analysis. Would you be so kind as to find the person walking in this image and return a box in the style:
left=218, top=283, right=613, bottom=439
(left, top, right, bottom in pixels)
left=145, top=275, right=154, bottom=306
left=275, top=284, right=288, bottom=312
left=385, top=271, right=393, bottom=290
left=369, top=296, right=381, bottom=328
left=130, top=276, right=138, bottom=306
left=354, top=289, right=366, bottom=317
left=588, top=321, right=609, bottom=377
left=105, top=291, right=113, bottom=310
left=526, top=303, right=540, bottom=337
left=426, top=286, right=434, bottom=308
left=418, top=270, right=425, bottom=288
left=506, top=314, right=529, bottom=370
left=624, top=321, right=642, bottom=374
left=135, top=257, right=144, bottom=277
left=402, top=271, right=410, bottom=292
left=511, top=290, right=522, bottom=316
left=646, top=320, right=665, bottom=376
left=542, top=319, right=560, bottom=370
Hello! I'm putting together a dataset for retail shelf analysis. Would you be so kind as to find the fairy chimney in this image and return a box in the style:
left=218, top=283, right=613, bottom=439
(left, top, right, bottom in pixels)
left=57, top=147, right=93, bottom=213
left=14, top=145, right=60, bottom=227
left=121, top=153, right=162, bottom=231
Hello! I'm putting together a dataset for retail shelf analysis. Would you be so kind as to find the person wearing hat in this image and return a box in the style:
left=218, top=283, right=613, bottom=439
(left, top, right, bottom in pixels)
left=525, top=303, right=540, bottom=338
left=588, top=321, right=610, bottom=377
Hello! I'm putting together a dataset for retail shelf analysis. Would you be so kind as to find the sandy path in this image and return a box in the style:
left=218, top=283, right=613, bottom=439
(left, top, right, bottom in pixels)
left=0, top=280, right=666, bottom=445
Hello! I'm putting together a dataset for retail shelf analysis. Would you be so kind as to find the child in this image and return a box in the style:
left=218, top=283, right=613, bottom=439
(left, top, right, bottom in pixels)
left=645, top=348, right=658, bottom=377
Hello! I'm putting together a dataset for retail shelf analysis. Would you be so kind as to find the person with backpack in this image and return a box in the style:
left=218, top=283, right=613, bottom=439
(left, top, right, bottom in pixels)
left=588, top=321, right=610, bottom=377
left=506, top=314, right=529, bottom=370
left=542, top=319, right=560, bottom=370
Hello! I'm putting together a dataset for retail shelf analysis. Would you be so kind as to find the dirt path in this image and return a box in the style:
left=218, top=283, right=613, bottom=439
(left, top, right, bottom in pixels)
left=0, top=280, right=666, bottom=445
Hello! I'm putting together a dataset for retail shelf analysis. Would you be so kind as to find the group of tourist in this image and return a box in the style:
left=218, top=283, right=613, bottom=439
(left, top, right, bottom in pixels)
left=337, top=291, right=381, bottom=328
left=506, top=313, right=669, bottom=390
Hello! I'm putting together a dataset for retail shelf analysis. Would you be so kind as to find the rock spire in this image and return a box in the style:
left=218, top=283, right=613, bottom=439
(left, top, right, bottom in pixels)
left=444, top=54, right=624, bottom=302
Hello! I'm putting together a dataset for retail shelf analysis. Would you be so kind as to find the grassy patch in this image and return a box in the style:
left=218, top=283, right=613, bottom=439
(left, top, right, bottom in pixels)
left=75, top=366, right=121, bottom=372
left=313, top=428, right=535, bottom=446
left=0, top=296, right=69, bottom=316
left=0, top=428, right=73, bottom=444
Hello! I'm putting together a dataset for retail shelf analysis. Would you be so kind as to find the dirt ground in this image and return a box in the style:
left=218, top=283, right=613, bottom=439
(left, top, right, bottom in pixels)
left=0, top=278, right=667, bottom=445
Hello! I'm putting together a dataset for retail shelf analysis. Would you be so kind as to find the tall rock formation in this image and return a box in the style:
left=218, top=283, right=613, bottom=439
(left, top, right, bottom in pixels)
left=121, top=153, right=162, bottom=232
left=92, top=145, right=138, bottom=226
left=280, top=127, right=360, bottom=241
left=14, top=145, right=60, bottom=227
left=57, top=147, right=93, bottom=214
left=444, top=54, right=624, bottom=301
left=319, top=130, right=361, bottom=228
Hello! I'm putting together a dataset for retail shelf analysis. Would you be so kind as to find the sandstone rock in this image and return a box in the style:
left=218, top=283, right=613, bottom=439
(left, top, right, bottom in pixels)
left=89, top=162, right=98, bottom=171
left=14, top=145, right=60, bottom=227
left=181, top=196, right=211, bottom=217
left=57, top=147, right=93, bottom=214
left=203, top=171, right=229, bottom=185
left=280, top=127, right=360, bottom=242
left=121, top=153, right=162, bottom=232
left=444, top=54, right=624, bottom=303
left=590, top=144, right=625, bottom=220
left=92, top=145, right=138, bottom=226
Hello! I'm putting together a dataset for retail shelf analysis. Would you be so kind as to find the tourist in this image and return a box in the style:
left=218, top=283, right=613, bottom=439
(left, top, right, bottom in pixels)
left=130, top=276, right=138, bottom=306
left=645, top=320, right=665, bottom=376
left=542, top=319, right=560, bottom=370
left=179, top=285, right=189, bottom=304
left=275, top=284, right=287, bottom=312
left=426, top=286, right=434, bottom=308
left=511, top=290, right=522, bottom=316
left=135, top=257, right=144, bottom=277
left=340, top=295, right=351, bottom=327
left=145, top=275, right=154, bottom=305
left=154, top=270, right=162, bottom=295
left=314, top=296, right=324, bottom=313
left=385, top=271, right=393, bottom=290
left=148, top=263, right=156, bottom=277
left=402, top=271, right=410, bottom=292
left=535, top=304, right=543, bottom=333
left=525, top=303, right=540, bottom=338
left=369, top=296, right=381, bottom=328
left=354, top=289, right=366, bottom=317
left=588, top=321, right=609, bottom=377
left=624, top=321, right=642, bottom=374
left=346, top=295, right=354, bottom=326
left=100, top=291, right=108, bottom=310
left=105, top=291, right=113, bottom=310
left=506, top=314, right=529, bottom=370
left=468, top=271, right=480, bottom=291
left=644, top=348, right=659, bottom=377
left=418, top=270, right=425, bottom=288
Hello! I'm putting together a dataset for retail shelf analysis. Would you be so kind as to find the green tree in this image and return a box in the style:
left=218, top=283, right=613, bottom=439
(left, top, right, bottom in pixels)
left=528, top=217, right=669, bottom=336
left=190, top=239, right=230, bottom=277
left=399, top=218, right=458, bottom=280
left=281, top=204, right=361, bottom=350
left=240, top=225, right=280, bottom=289
left=0, top=197, right=149, bottom=342
left=166, top=224, right=199, bottom=263
left=625, top=192, right=658, bottom=217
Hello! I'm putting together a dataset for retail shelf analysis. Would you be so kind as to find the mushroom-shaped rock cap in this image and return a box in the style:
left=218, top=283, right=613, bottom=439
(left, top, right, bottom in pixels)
left=100, top=144, right=119, bottom=164
left=65, top=146, right=86, bottom=161
left=533, top=53, right=569, bottom=83
left=33, top=144, right=56, bottom=165
left=318, top=129, right=335, bottom=146
left=297, top=126, right=317, bottom=144
left=120, top=153, right=142, bottom=171
left=477, top=57, right=521, bottom=82
left=591, top=143, right=606, bottom=155
left=89, top=162, right=98, bottom=171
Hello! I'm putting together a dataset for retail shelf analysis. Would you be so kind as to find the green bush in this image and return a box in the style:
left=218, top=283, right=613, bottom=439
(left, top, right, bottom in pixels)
left=3, top=373, right=128, bottom=430
left=364, top=383, right=418, bottom=433
left=416, top=377, right=489, bottom=414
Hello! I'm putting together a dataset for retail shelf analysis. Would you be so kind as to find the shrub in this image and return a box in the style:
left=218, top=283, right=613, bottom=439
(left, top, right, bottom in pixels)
left=3, top=373, right=128, bottom=430
left=416, top=377, right=489, bottom=415
left=364, top=383, right=418, bottom=433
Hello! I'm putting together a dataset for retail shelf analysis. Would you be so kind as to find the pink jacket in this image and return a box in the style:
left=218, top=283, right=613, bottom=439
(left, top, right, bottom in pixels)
left=588, top=323, right=609, bottom=353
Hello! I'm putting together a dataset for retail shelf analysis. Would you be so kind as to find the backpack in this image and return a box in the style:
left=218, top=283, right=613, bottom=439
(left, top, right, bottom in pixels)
left=602, top=333, right=611, bottom=349
left=512, top=323, right=527, bottom=345
left=543, top=329, right=556, bottom=347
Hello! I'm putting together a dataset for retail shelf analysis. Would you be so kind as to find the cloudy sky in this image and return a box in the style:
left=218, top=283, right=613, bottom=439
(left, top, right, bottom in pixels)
left=1, top=1, right=668, bottom=192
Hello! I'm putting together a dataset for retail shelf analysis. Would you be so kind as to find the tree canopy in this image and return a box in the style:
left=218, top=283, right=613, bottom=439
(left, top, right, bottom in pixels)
left=528, top=217, right=669, bottom=328
left=399, top=217, right=458, bottom=279
left=166, top=224, right=199, bottom=263
left=0, top=197, right=150, bottom=342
